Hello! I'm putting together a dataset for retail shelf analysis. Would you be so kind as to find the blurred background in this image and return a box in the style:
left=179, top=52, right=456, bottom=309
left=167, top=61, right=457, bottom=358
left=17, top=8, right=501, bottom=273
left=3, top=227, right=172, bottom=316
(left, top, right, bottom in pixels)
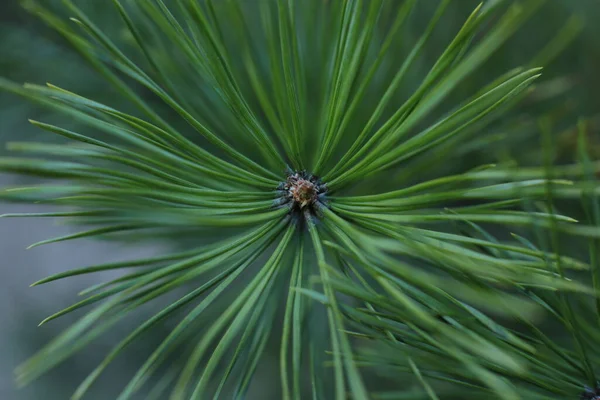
left=1, top=0, right=600, bottom=399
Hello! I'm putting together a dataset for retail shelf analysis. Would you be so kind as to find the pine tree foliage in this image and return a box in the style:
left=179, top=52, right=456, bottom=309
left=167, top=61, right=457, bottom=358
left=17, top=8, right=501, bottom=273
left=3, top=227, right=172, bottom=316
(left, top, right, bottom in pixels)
left=1, top=0, right=599, bottom=399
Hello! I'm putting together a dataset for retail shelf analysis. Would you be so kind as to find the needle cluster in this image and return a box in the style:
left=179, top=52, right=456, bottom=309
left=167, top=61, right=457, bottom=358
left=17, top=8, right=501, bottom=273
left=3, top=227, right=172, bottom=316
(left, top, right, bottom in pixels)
left=1, top=1, right=599, bottom=399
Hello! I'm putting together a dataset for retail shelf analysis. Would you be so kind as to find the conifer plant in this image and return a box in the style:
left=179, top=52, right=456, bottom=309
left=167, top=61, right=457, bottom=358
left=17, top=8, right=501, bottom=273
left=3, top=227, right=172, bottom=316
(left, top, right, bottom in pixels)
left=1, top=0, right=600, bottom=399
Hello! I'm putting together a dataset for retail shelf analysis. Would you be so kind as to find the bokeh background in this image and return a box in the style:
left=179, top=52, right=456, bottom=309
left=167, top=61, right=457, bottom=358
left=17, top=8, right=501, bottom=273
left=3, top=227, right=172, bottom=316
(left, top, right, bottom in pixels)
left=1, top=1, right=600, bottom=399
